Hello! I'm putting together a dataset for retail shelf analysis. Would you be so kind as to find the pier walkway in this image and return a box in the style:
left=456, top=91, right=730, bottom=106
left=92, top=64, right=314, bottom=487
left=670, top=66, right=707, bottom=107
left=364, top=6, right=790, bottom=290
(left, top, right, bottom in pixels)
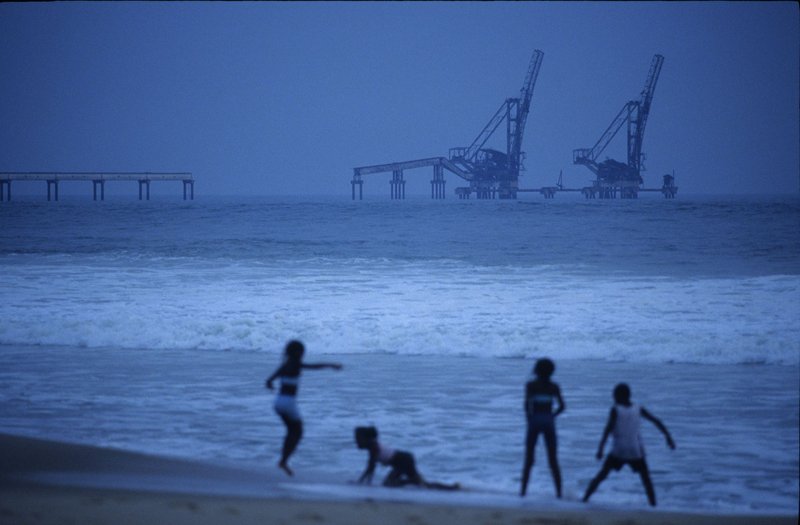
left=351, top=161, right=677, bottom=200
left=517, top=185, right=677, bottom=199
left=352, top=157, right=469, bottom=200
left=0, top=172, right=194, bottom=201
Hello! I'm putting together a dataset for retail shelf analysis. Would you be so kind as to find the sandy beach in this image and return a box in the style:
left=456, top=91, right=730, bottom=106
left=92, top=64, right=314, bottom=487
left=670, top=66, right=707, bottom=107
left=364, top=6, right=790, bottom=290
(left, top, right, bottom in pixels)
left=1, top=433, right=794, bottom=525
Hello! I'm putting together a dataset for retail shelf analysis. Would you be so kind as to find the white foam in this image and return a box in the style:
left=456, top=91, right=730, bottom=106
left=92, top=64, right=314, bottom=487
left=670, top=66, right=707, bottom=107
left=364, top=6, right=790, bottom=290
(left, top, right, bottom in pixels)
left=1, top=257, right=798, bottom=364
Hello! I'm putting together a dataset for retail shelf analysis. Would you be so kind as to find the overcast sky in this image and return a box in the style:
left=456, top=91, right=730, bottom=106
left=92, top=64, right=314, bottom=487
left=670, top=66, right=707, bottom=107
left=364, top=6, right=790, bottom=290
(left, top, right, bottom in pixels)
left=1, top=2, right=798, bottom=197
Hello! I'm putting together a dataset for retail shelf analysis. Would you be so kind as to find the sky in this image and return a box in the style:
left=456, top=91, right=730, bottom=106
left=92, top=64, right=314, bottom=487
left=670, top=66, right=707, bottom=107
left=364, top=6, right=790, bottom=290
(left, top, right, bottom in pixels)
left=1, top=1, right=798, bottom=198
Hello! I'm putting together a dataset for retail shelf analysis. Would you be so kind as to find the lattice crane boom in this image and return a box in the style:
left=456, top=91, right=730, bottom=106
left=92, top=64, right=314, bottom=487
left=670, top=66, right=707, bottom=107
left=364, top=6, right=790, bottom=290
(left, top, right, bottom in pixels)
left=629, top=54, right=664, bottom=172
left=510, top=50, right=544, bottom=163
left=460, top=49, right=543, bottom=166
left=574, top=54, right=664, bottom=185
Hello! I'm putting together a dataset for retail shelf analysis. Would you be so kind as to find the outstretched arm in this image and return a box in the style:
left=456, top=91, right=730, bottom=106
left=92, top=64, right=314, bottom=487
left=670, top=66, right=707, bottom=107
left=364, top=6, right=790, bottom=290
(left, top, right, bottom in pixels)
left=302, top=362, right=343, bottom=371
left=358, top=445, right=378, bottom=484
left=596, top=407, right=617, bottom=459
left=265, top=363, right=288, bottom=390
left=641, top=407, right=675, bottom=449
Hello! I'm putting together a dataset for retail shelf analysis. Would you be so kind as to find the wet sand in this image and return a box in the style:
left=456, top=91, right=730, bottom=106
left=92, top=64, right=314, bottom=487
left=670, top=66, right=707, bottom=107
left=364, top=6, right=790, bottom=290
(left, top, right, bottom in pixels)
left=0, top=433, right=795, bottom=525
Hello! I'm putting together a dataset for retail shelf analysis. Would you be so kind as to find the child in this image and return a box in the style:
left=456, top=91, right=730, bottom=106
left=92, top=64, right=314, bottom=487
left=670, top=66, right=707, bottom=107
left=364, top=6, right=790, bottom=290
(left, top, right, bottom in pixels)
left=265, top=340, right=342, bottom=476
left=582, top=383, right=676, bottom=506
left=354, top=426, right=459, bottom=490
left=520, top=358, right=565, bottom=498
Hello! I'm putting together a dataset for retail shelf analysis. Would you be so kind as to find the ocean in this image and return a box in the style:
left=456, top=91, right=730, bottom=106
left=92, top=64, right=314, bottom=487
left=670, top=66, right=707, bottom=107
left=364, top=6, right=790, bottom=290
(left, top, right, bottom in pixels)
left=0, top=194, right=798, bottom=514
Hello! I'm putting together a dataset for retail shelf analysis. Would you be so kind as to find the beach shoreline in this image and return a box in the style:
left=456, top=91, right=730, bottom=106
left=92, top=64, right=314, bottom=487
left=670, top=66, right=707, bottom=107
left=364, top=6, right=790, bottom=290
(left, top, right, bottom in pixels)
left=4, top=484, right=796, bottom=525
left=1, top=433, right=795, bottom=525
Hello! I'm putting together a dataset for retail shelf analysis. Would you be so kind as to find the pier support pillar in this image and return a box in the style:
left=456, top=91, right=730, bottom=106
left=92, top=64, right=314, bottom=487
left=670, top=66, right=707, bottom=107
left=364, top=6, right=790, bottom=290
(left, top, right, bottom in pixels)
left=620, top=187, right=638, bottom=199
left=540, top=188, right=556, bottom=199
left=430, top=165, right=446, bottom=199
left=182, top=180, right=194, bottom=201
left=92, top=180, right=105, bottom=201
left=390, top=170, right=405, bottom=200
left=351, top=179, right=363, bottom=200
left=351, top=170, right=363, bottom=201
left=46, top=179, right=58, bottom=202
left=138, top=180, right=151, bottom=200
left=1, top=180, right=9, bottom=201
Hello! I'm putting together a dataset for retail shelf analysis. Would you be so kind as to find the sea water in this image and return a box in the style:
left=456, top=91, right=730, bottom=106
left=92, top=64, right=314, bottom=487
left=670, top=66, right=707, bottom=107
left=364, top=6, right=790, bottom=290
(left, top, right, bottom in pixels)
left=0, top=194, right=798, bottom=514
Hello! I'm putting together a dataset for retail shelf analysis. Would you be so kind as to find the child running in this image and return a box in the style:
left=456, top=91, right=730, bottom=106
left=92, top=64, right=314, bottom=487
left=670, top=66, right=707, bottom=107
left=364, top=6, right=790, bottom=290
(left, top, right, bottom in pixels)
left=354, top=426, right=459, bottom=490
left=265, top=340, right=342, bottom=476
left=520, top=358, right=565, bottom=498
left=582, top=383, right=676, bottom=507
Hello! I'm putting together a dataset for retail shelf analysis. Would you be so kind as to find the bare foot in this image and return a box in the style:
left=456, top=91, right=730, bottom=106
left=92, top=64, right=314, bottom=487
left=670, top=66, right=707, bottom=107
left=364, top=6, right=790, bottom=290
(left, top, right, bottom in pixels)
left=278, top=461, right=294, bottom=476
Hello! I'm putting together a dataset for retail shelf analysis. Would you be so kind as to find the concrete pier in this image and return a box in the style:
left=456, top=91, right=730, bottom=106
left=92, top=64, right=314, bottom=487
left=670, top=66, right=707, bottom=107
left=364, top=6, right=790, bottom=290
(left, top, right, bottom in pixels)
left=0, top=172, right=193, bottom=202
left=390, top=170, right=406, bottom=200
left=92, top=180, right=105, bottom=201
left=351, top=176, right=363, bottom=200
left=351, top=157, right=467, bottom=200
left=430, top=165, right=446, bottom=199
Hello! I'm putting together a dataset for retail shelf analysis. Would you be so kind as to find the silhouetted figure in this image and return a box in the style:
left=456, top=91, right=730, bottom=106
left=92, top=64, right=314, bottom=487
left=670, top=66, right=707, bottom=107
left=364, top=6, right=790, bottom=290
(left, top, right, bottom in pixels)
left=582, top=383, right=676, bottom=506
left=355, top=426, right=459, bottom=490
left=265, top=340, right=342, bottom=476
left=520, top=358, right=565, bottom=498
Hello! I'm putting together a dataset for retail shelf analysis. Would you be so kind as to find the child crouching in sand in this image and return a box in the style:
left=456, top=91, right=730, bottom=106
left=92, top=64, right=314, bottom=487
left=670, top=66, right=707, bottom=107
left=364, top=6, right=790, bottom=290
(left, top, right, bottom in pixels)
left=582, top=383, right=675, bottom=507
left=355, top=426, right=459, bottom=490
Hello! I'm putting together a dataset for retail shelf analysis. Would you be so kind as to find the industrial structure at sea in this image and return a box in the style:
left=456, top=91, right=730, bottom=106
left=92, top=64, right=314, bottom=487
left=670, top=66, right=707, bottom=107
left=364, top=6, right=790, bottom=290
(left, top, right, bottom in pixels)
left=352, top=51, right=677, bottom=200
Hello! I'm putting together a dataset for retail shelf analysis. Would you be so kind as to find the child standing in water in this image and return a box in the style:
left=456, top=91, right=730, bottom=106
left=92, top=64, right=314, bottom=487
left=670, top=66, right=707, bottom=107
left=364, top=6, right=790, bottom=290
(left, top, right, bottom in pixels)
left=265, top=340, right=342, bottom=476
left=582, top=383, right=676, bottom=507
left=520, top=358, right=565, bottom=498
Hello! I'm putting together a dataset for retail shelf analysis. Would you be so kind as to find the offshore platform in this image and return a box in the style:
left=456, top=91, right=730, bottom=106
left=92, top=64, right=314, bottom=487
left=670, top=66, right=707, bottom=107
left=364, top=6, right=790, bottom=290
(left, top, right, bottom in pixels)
left=569, top=54, right=676, bottom=199
left=351, top=51, right=676, bottom=200
left=351, top=50, right=544, bottom=200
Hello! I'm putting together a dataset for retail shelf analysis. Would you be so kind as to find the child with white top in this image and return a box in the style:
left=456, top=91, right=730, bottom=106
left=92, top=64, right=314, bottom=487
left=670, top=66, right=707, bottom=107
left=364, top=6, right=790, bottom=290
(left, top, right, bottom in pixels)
left=582, top=383, right=675, bottom=506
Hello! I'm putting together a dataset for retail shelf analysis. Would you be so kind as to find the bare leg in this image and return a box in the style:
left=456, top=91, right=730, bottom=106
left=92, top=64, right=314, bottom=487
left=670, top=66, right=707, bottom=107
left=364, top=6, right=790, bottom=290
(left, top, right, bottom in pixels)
left=543, top=425, right=562, bottom=498
left=383, top=468, right=403, bottom=487
left=520, top=427, right=539, bottom=496
left=583, top=462, right=612, bottom=503
left=278, top=414, right=302, bottom=476
left=384, top=452, right=423, bottom=487
left=638, top=463, right=657, bottom=506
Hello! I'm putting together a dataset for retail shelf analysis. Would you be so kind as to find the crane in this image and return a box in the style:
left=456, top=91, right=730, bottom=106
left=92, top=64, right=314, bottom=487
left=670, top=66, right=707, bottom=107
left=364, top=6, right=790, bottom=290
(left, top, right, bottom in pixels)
left=573, top=54, right=664, bottom=198
left=351, top=50, right=544, bottom=201
left=448, top=50, right=544, bottom=199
